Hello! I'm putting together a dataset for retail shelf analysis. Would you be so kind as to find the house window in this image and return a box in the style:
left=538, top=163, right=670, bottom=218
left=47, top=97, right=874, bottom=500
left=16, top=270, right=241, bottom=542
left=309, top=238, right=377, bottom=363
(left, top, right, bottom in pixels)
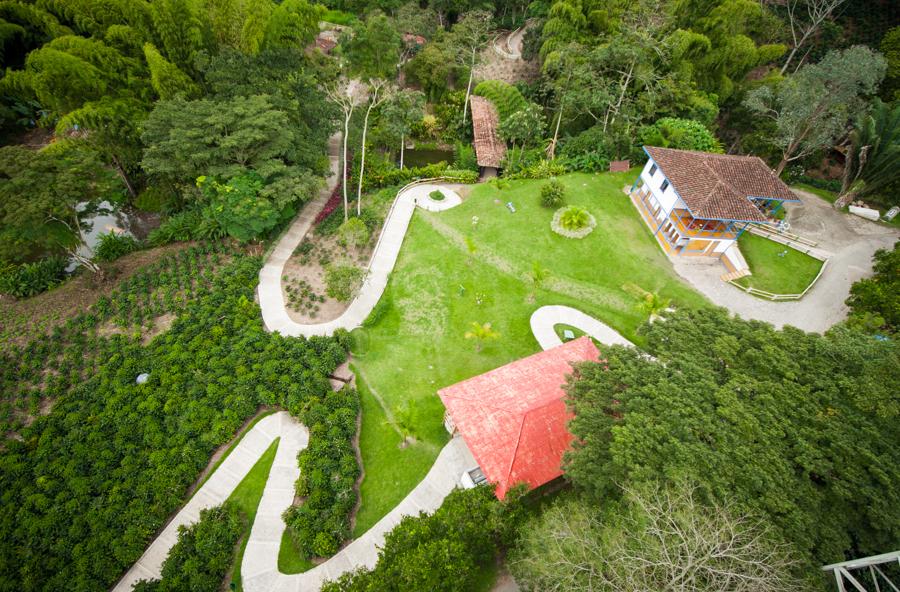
left=649, top=163, right=658, bottom=176
left=661, top=179, right=670, bottom=192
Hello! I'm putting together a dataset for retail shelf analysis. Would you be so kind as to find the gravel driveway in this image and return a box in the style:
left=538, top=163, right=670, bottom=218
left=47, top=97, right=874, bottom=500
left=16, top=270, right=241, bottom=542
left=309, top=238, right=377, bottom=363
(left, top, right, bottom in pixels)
left=671, top=189, right=898, bottom=333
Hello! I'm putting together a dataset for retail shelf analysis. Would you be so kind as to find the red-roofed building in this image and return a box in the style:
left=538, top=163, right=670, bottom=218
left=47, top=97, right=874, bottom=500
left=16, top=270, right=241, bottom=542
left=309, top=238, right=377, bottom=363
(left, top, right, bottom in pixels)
left=438, top=337, right=600, bottom=499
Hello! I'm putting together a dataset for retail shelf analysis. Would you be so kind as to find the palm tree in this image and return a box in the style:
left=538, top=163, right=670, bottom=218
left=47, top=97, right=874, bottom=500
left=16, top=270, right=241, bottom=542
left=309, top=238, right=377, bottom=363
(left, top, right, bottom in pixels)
left=560, top=206, right=590, bottom=230
left=638, top=292, right=671, bottom=322
left=527, top=260, right=549, bottom=302
left=836, top=99, right=900, bottom=208
left=464, top=321, right=500, bottom=352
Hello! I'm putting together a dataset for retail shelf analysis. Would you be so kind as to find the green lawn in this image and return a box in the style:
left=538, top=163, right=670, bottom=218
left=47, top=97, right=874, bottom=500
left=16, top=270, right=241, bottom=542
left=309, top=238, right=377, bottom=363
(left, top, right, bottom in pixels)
left=351, top=171, right=708, bottom=534
left=734, top=233, right=824, bottom=295
left=229, top=438, right=279, bottom=592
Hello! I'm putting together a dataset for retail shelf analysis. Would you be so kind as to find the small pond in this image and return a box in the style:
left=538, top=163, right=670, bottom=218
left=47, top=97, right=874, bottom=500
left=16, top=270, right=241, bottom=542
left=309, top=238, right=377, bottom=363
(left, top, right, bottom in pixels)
left=401, top=147, right=454, bottom=168
left=69, top=201, right=159, bottom=270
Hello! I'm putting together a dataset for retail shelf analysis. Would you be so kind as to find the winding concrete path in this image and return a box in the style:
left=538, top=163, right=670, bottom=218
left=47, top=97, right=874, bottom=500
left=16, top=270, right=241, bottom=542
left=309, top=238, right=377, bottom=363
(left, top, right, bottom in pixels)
left=259, top=183, right=462, bottom=337
left=530, top=305, right=634, bottom=350
left=120, top=159, right=646, bottom=592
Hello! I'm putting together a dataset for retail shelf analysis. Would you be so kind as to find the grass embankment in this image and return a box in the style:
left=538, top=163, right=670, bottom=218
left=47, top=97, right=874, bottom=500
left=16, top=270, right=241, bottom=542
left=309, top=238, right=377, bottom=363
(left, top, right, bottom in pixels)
left=792, top=183, right=838, bottom=204
left=735, top=233, right=824, bottom=295
left=351, top=171, right=708, bottom=534
left=229, top=438, right=279, bottom=592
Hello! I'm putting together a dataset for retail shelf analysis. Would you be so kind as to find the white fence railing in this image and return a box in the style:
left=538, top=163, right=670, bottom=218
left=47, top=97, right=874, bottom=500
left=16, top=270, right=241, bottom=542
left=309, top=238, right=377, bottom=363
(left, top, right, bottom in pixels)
left=728, top=258, right=830, bottom=301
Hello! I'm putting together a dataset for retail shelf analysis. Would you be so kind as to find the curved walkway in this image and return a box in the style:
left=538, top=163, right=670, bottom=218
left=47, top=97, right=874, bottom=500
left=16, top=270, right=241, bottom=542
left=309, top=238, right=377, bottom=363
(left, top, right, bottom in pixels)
left=122, top=172, right=638, bottom=591
left=530, top=305, right=634, bottom=350
left=259, top=183, right=462, bottom=337
left=113, top=412, right=306, bottom=592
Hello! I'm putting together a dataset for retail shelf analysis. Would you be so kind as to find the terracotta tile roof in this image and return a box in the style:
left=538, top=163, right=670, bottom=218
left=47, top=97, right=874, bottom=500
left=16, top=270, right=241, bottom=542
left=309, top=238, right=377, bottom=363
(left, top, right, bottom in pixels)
left=645, top=146, right=796, bottom=222
left=438, top=337, right=600, bottom=499
left=470, top=95, right=506, bottom=168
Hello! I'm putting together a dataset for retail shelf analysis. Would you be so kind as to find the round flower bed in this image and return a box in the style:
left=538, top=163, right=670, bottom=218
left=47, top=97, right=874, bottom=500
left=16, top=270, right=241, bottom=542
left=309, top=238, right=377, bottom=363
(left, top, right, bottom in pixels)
left=551, top=206, right=596, bottom=239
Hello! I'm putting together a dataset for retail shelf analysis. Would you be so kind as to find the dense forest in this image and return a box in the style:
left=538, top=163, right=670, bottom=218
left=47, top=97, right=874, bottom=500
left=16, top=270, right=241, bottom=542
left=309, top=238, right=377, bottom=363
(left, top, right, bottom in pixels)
left=0, top=0, right=898, bottom=590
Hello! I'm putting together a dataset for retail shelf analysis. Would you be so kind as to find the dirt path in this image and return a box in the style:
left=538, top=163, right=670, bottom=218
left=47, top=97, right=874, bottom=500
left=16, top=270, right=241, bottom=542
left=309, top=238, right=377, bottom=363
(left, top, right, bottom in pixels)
left=474, top=25, right=539, bottom=85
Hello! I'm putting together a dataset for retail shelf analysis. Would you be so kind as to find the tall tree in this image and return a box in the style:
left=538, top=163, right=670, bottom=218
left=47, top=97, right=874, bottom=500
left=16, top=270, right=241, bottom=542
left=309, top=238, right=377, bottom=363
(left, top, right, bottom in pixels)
left=345, top=12, right=402, bottom=80
left=563, top=307, right=900, bottom=569
left=55, top=97, right=149, bottom=198
left=143, top=42, right=200, bottom=100
left=262, top=0, right=324, bottom=52
left=836, top=99, right=900, bottom=208
left=325, top=78, right=367, bottom=221
left=378, top=88, right=425, bottom=169
left=141, top=94, right=295, bottom=188
left=450, top=10, right=493, bottom=125
left=0, top=142, right=122, bottom=268
left=149, top=0, right=206, bottom=74
left=512, top=482, right=806, bottom=592
left=356, top=79, right=392, bottom=214
left=744, top=45, right=886, bottom=176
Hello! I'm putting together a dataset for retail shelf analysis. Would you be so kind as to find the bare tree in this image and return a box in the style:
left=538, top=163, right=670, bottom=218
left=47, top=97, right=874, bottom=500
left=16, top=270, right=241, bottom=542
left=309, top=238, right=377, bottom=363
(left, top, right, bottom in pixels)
left=325, top=78, right=367, bottom=221
left=356, top=79, right=393, bottom=216
left=47, top=214, right=102, bottom=276
left=780, top=0, right=847, bottom=75
left=511, top=481, right=806, bottom=592
left=450, top=10, right=493, bottom=126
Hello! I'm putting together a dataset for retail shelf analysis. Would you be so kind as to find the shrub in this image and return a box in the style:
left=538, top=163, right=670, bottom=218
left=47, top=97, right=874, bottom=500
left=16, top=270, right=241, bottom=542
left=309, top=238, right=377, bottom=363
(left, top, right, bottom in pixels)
left=134, top=185, right=176, bottom=213
left=147, top=209, right=203, bottom=246
left=551, top=206, right=597, bottom=238
left=284, top=387, right=360, bottom=559
left=560, top=206, right=590, bottom=230
left=325, top=264, right=364, bottom=301
left=453, top=142, right=478, bottom=172
left=428, top=190, right=445, bottom=201
left=506, top=158, right=567, bottom=180
left=0, top=256, right=68, bottom=298
left=93, top=232, right=140, bottom=262
left=337, top=218, right=370, bottom=249
left=540, top=179, right=566, bottom=208
left=847, top=242, right=899, bottom=333
left=638, top=117, right=723, bottom=153
left=321, top=486, right=525, bottom=592
left=442, top=169, right=478, bottom=183
left=133, top=503, right=242, bottom=592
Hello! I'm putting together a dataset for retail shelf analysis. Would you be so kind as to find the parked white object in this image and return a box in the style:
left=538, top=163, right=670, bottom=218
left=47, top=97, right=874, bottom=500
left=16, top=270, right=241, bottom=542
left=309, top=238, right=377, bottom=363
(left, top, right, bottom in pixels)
left=849, top=205, right=881, bottom=221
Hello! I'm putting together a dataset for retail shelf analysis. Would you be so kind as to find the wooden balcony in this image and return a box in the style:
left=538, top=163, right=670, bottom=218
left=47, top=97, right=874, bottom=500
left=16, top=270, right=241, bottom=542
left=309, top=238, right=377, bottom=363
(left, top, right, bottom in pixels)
left=669, top=209, right=738, bottom=240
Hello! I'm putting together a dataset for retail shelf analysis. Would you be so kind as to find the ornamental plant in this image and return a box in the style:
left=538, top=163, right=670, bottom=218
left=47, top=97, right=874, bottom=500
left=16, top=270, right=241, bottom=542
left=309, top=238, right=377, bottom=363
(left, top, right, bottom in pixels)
left=540, top=179, right=566, bottom=208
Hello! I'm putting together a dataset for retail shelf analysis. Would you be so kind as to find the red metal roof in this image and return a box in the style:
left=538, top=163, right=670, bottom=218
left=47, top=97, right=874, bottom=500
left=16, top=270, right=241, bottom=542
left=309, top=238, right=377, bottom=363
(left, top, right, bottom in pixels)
left=438, top=337, right=600, bottom=499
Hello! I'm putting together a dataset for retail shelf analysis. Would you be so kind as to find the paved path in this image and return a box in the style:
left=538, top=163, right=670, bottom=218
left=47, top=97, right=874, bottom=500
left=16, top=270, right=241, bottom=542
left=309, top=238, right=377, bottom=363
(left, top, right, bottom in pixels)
left=242, top=435, right=475, bottom=592
left=530, top=305, right=634, bottom=350
left=113, top=413, right=301, bottom=592
left=672, top=189, right=897, bottom=333
left=258, top=133, right=342, bottom=335
left=259, top=183, right=462, bottom=337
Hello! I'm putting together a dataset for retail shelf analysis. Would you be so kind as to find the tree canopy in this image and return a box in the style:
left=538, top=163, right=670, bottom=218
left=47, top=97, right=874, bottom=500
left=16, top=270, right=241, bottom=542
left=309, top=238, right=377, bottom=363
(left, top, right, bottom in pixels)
left=564, top=308, right=900, bottom=572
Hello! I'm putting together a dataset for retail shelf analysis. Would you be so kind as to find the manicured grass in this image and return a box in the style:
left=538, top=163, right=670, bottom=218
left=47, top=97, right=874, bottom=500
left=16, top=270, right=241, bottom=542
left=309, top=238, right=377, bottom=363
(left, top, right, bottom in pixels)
left=734, top=233, right=824, bottom=295
left=229, top=438, right=279, bottom=592
left=278, top=530, right=316, bottom=573
left=351, top=171, right=708, bottom=531
left=793, top=183, right=838, bottom=204
left=352, top=365, right=440, bottom=537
